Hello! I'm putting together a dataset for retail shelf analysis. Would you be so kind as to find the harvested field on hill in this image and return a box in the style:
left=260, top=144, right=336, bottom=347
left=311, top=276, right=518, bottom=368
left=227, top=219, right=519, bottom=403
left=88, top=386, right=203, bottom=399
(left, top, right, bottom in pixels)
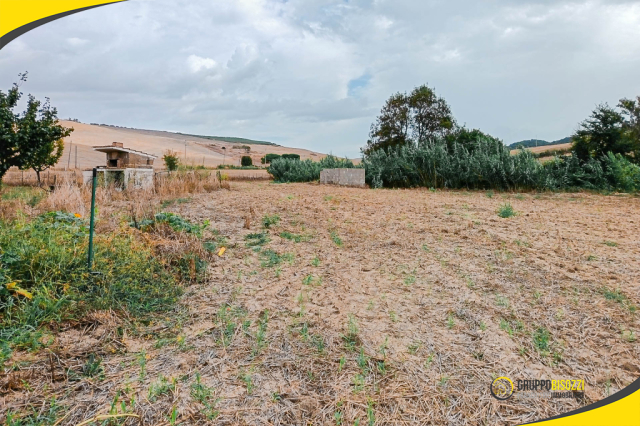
left=1, top=182, right=639, bottom=425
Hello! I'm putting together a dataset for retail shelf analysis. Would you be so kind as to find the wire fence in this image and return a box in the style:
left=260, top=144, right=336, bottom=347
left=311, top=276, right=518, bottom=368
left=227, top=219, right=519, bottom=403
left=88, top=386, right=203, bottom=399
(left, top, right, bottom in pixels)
left=2, top=167, right=272, bottom=188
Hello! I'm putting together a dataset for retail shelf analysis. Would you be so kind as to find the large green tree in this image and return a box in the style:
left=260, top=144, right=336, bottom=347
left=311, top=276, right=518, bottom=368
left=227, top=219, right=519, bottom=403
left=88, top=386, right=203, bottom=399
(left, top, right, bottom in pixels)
left=0, top=74, right=73, bottom=185
left=0, top=77, right=24, bottom=185
left=364, top=84, right=455, bottom=154
left=17, top=95, right=72, bottom=183
left=572, top=103, right=637, bottom=163
left=619, top=96, right=640, bottom=163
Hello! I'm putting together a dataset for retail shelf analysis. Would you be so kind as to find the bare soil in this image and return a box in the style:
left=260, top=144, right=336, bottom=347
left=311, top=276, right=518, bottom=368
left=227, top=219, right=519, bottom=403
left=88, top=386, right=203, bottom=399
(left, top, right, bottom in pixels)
left=2, top=182, right=639, bottom=425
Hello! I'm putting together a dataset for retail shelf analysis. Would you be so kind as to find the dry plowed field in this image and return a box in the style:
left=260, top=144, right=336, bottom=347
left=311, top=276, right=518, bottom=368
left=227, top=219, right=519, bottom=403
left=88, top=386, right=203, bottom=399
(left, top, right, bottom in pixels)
left=3, top=183, right=639, bottom=425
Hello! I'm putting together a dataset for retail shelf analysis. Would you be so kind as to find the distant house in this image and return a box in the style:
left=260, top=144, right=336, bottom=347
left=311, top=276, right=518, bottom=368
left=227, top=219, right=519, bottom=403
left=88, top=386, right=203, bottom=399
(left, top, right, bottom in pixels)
left=83, top=142, right=157, bottom=189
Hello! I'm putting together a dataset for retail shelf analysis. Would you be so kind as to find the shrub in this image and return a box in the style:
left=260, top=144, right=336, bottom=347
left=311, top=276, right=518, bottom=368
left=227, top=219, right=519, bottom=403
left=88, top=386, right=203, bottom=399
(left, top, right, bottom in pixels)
left=163, top=151, right=180, bottom=171
left=262, top=214, right=280, bottom=228
left=267, top=155, right=357, bottom=183
left=362, top=132, right=640, bottom=193
left=241, top=156, right=253, bottom=167
left=282, top=153, right=301, bottom=160
left=497, top=203, right=516, bottom=218
left=264, top=153, right=281, bottom=164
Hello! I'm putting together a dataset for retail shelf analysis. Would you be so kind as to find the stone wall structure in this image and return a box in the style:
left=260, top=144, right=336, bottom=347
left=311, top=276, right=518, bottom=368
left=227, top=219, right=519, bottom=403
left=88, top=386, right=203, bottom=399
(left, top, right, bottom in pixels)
left=319, top=168, right=365, bottom=187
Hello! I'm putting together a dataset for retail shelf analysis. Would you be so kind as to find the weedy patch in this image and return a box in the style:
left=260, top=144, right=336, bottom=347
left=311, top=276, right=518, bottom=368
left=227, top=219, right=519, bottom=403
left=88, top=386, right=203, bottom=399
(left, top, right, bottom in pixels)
left=245, top=232, right=271, bottom=248
left=132, top=212, right=209, bottom=237
left=280, top=231, right=310, bottom=243
left=497, top=203, right=517, bottom=218
left=342, top=314, right=360, bottom=351
left=262, top=214, right=280, bottom=228
left=0, top=212, right=183, bottom=368
left=259, top=249, right=294, bottom=268
left=330, top=230, right=343, bottom=247
left=191, top=373, right=220, bottom=420
left=148, top=375, right=176, bottom=402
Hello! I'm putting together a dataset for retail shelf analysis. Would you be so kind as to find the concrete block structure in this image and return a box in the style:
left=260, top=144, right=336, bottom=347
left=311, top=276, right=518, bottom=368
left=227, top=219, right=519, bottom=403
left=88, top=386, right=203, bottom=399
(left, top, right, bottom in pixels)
left=83, top=142, right=157, bottom=189
left=320, top=168, right=365, bottom=187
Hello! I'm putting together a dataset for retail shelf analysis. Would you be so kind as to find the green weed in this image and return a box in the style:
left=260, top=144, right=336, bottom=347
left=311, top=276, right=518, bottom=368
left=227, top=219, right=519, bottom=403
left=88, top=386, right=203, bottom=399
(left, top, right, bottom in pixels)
left=497, top=203, right=516, bottom=218
left=262, top=214, right=280, bottom=228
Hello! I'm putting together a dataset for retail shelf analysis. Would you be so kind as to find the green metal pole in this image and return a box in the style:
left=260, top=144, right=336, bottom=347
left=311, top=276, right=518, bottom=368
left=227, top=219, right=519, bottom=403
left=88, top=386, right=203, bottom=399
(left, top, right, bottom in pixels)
left=88, top=168, right=97, bottom=270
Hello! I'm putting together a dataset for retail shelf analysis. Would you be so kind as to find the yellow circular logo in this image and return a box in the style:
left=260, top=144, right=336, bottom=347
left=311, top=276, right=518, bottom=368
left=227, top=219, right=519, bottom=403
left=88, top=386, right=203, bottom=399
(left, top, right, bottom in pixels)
left=490, top=377, right=514, bottom=400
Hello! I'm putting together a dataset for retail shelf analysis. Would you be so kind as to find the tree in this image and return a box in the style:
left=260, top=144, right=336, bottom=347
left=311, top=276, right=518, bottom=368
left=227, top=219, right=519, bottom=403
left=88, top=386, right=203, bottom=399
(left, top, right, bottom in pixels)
left=408, top=85, right=455, bottom=142
left=0, top=77, right=24, bottom=186
left=282, top=153, right=300, bottom=160
left=619, top=96, right=640, bottom=163
left=572, top=104, right=631, bottom=162
left=363, top=84, right=455, bottom=154
left=17, top=95, right=72, bottom=183
left=264, top=153, right=281, bottom=164
left=241, top=155, right=253, bottom=167
left=163, top=151, right=179, bottom=171
left=364, top=92, right=411, bottom=154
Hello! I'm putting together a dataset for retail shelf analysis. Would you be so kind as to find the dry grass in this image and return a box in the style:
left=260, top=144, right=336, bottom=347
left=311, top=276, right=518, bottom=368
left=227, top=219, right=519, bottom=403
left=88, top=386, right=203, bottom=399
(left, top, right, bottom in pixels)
left=1, top=182, right=639, bottom=425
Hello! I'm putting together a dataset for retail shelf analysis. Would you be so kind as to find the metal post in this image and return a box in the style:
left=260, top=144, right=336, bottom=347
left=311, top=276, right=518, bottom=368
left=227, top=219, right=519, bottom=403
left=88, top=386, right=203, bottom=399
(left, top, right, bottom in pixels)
left=88, top=168, right=97, bottom=270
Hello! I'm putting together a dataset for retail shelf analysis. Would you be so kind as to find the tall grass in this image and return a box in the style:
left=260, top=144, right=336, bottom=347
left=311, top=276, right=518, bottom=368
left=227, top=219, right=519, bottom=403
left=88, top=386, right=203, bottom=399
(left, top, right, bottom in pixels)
left=363, top=136, right=640, bottom=192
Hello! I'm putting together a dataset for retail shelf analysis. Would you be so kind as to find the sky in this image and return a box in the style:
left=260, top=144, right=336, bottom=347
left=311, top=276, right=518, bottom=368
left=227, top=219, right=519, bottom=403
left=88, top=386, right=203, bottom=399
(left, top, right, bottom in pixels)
left=1, top=0, right=639, bottom=158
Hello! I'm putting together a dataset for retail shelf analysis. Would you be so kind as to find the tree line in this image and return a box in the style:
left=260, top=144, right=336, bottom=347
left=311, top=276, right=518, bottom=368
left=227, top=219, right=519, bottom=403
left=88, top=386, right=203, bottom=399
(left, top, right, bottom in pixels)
left=361, top=84, right=640, bottom=192
left=0, top=73, right=73, bottom=185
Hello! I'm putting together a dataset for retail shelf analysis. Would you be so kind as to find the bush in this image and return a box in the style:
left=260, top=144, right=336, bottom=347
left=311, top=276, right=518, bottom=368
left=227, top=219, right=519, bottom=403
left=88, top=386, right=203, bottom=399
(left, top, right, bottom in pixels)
left=363, top=135, right=540, bottom=190
left=497, top=203, right=516, bottom=218
left=163, top=152, right=180, bottom=171
left=241, top=156, right=253, bottom=167
left=282, top=153, right=301, bottom=160
left=362, top=132, right=640, bottom=193
left=267, top=155, right=357, bottom=183
left=264, top=153, right=281, bottom=164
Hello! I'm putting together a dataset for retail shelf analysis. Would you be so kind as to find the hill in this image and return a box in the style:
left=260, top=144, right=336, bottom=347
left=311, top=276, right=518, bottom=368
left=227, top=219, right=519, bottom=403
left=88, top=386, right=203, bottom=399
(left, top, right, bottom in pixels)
left=508, top=136, right=571, bottom=150
left=176, top=134, right=278, bottom=146
left=52, top=121, right=325, bottom=170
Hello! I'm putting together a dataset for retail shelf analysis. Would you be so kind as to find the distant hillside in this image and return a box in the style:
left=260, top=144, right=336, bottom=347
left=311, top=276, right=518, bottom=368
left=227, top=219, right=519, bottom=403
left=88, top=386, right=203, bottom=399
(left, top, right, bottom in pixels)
left=177, top=134, right=278, bottom=146
left=508, top=137, right=571, bottom=150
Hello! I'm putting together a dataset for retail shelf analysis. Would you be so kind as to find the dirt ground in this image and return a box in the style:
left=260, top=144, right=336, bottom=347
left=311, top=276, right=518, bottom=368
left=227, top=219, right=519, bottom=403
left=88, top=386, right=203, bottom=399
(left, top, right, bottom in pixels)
left=2, top=182, right=639, bottom=425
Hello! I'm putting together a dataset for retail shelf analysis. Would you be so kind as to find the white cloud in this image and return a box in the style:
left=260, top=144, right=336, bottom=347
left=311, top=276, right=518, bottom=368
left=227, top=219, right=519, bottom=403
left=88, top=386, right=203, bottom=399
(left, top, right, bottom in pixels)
left=187, top=54, right=217, bottom=73
left=1, top=0, right=639, bottom=157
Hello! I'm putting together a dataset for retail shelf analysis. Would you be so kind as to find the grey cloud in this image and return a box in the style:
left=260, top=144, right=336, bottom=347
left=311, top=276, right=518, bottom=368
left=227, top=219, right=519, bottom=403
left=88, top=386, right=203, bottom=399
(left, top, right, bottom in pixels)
left=1, top=0, right=639, bottom=157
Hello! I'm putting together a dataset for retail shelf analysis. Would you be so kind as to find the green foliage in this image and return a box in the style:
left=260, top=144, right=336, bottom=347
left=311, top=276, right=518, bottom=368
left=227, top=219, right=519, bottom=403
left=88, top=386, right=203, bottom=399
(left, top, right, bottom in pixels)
left=163, top=152, right=180, bottom=171
left=0, top=212, right=184, bottom=367
left=364, top=84, right=455, bottom=154
left=264, top=153, right=281, bottom=164
left=533, top=327, right=551, bottom=352
left=241, top=155, right=253, bottom=167
left=0, top=74, right=73, bottom=185
left=133, top=212, right=209, bottom=237
left=17, top=95, right=71, bottom=183
left=1, top=186, right=45, bottom=207
left=267, top=155, right=357, bottom=183
left=497, top=203, right=516, bottom=218
left=364, top=133, right=541, bottom=190
left=245, top=232, right=270, bottom=247
left=363, top=132, right=640, bottom=192
left=262, top=214, right=280, bottom=228
left=280, top=231, right=309, bottom=242
left=571, top=104, right=636, bottom=163
left=281, top=153, right=301, bottom=160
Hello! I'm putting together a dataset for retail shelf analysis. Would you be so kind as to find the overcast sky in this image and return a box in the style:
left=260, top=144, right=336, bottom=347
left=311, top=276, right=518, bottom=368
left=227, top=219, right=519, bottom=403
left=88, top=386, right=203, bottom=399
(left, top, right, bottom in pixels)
left=1, top=0, right=639, bottom=157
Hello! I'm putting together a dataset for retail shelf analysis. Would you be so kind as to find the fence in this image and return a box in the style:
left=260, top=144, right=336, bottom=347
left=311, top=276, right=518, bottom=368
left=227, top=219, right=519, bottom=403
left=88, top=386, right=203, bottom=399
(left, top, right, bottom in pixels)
left=2, top=169, right=83, bottom=187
